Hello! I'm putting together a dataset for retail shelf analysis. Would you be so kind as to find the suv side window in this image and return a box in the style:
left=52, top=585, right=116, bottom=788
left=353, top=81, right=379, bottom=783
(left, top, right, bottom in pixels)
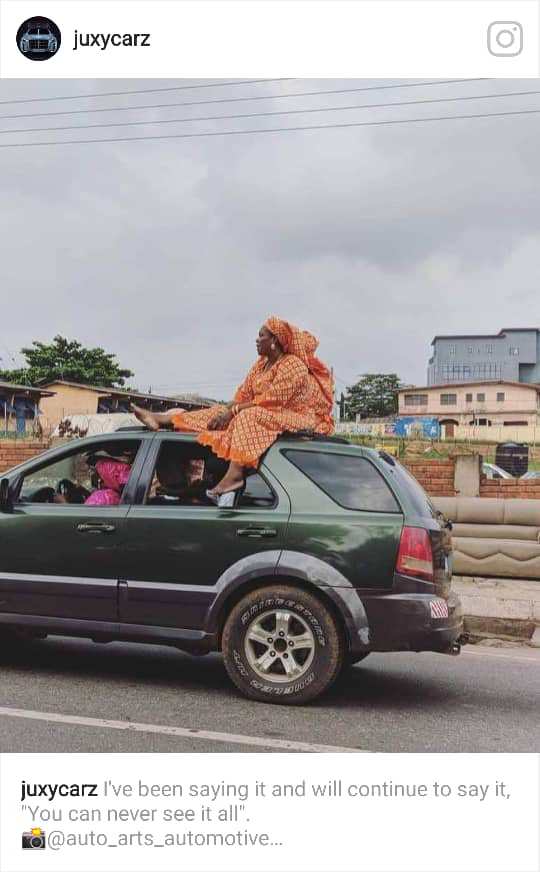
left=238, top=473, right=276, bottom=508
left=144, top=441, right=276, bottom=508
left=284, top=450, right=400, bottom=513
left=17, top=439, right=141, bottom=506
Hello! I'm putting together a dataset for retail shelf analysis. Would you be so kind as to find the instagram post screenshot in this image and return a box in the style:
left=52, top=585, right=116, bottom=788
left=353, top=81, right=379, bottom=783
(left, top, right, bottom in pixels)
left=0, top=0, right=539, bottom=870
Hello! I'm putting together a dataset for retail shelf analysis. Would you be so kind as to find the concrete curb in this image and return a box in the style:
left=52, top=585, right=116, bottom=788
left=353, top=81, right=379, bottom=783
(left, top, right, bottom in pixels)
left=529, top=626, right=540, bottom=648
left=452, top=576, right=540, bottom=644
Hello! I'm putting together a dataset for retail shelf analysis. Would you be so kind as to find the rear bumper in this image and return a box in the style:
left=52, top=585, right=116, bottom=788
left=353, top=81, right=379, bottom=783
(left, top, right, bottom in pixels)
left=361, top=589, right=464, bottom=653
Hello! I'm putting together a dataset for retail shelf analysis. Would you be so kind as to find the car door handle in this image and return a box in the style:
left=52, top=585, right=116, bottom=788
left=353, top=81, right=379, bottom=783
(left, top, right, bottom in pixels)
left=236, top=527, right=277, bottom=538
left=77, top=523, right=116, bottom=534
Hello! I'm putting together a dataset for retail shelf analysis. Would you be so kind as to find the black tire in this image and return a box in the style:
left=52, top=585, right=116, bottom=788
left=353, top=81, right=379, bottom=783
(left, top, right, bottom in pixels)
left=222, top=584, right=344, bottom=704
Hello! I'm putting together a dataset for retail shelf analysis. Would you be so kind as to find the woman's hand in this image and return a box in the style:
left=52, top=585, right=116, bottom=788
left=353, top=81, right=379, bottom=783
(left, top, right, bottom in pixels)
left=207, top=408, right=234, bottom=430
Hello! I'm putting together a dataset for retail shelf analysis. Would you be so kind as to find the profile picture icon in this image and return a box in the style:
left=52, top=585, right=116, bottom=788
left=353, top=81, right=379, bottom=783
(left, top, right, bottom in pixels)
left=17, top=16, right=61, bottom=61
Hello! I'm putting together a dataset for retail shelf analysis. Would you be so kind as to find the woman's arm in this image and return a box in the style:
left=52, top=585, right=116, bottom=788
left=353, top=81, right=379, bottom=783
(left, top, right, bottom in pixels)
left=207, top=364, right=258, bottom=428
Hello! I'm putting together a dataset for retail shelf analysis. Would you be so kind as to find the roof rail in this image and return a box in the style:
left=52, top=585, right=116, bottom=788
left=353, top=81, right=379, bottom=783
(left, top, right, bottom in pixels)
left=115, top=425, right=351, bottom=444
left=278, top=430, right=350, bottom=445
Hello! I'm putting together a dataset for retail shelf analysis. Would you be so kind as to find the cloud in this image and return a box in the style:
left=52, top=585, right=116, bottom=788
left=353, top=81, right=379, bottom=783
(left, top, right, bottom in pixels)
left=0, top=77, right=539, bottom=392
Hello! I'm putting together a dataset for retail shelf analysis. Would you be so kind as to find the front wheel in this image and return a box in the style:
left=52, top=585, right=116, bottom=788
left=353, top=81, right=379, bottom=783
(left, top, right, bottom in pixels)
left=222, top=585, right=344, bottom=704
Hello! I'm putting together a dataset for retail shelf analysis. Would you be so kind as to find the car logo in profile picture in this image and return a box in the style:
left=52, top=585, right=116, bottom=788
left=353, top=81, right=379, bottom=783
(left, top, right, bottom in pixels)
left=17, top=16, right=61, bottom=61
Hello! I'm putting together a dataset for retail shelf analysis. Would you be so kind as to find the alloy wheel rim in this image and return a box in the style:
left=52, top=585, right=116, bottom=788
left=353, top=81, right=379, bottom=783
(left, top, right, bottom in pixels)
left=244, top=609, right=316, bottom=683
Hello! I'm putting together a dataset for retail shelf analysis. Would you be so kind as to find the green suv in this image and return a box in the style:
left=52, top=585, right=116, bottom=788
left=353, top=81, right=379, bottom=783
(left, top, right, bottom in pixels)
left=0, top=429, right=462, bottom=704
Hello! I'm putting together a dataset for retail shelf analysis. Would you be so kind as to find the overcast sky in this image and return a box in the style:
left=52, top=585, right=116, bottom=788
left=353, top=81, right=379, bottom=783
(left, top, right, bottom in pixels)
left=0, top=77, right=538, bottom=399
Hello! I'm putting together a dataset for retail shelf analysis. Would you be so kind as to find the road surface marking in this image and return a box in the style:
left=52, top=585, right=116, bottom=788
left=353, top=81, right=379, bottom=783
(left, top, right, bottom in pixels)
left=0, top=706, right=367, bottom=753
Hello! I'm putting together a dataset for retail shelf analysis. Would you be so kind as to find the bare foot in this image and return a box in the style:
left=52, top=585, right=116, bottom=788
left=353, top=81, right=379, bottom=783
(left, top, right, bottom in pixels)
left=130, top=403, right=159, bottom=431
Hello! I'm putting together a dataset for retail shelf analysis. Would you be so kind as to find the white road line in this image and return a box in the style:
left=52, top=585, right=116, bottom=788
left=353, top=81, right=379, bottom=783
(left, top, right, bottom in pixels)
left=0, top=707, right=366, bottom=753
left=461, top=648, right=540, bottom=664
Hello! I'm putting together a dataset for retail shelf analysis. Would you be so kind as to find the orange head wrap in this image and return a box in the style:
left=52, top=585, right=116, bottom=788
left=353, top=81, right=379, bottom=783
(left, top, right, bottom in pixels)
left=264, top=316, right=334, bottom=405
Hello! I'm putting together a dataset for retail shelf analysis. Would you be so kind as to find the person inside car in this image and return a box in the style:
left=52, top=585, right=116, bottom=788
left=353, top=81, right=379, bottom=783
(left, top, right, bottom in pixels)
left=148, top=447, right=211, bottom=505
left=84, top=457, right=132, bottom=506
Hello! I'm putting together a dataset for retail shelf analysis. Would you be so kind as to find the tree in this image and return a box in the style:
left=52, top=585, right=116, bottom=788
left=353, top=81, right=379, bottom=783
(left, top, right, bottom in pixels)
left=343, top=373, right=401, bottom=420
left=0, top=336, right=134, bottom=388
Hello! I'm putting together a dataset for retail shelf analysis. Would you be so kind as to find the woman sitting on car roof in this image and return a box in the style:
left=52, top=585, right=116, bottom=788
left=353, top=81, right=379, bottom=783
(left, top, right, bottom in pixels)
left=131, top=316, right=334, bottom=505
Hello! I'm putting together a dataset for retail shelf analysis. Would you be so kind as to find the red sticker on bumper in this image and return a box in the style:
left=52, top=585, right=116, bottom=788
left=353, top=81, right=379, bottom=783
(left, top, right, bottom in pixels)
left=430, top=599, right=449, bottom=619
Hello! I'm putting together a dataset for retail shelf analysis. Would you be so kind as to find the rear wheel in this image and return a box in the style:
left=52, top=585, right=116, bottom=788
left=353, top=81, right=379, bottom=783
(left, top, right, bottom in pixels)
left=222, top=585, right=344, bottom=704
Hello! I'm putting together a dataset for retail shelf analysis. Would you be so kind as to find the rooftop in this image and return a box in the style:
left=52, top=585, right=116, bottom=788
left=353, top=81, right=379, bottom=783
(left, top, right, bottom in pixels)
left=0, top=380, right=55, bottom=396
left=173, top=392, right=218, bottom=406
left=37, top=379, right=211, bottom=407
left=431, top=328, right=540, bottom=345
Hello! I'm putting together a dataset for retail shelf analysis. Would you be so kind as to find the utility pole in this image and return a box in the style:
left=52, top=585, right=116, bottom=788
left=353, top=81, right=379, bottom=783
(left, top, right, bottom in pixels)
left=331, top=367, right=339, bottom=424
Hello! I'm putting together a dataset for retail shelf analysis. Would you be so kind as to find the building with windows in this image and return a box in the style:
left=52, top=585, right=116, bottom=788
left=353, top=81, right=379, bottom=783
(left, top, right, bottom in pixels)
left=398, top=380, right=540, bottom=437
left=427, top=328, right=540, bottom=386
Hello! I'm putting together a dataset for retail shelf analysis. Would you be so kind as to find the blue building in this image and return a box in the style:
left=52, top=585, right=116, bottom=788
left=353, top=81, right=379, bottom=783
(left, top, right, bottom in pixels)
left=428, top=328, right=540, bottom=386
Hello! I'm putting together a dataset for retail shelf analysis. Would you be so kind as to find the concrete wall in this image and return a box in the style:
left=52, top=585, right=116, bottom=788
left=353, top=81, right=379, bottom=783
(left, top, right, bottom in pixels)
left=453, top=423, right=540, bottom=442
left=337, top=422, right=392, bottom=437
left=452, top=577, right=540, bottom=642
left=39, top=384, right=101, bottom=431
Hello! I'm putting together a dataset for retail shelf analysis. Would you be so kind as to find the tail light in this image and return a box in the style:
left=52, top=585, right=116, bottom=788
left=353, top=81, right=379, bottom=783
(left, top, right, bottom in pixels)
left=396, top=526, right=434, bottom=581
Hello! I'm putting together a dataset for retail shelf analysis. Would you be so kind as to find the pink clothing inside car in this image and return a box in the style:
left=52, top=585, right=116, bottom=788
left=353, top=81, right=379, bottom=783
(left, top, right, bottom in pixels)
left=84, top=459, right=131, bottom=506
left=85, top=488, right=122, bottom=506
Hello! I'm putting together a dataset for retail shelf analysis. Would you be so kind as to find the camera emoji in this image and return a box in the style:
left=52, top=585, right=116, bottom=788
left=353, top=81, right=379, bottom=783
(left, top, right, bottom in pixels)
left=22, top=827, right=46, bottom=849
left=487, top=21, right=523, bottom=56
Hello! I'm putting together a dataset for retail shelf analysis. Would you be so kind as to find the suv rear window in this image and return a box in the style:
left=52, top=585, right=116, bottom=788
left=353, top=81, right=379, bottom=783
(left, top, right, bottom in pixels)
left=284, top=450, right=400, bottom=513
left=380, top=457, right=436, bottom=518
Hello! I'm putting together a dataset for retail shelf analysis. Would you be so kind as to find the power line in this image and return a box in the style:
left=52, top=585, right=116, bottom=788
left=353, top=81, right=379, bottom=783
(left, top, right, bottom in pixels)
left=153, top=380, right=243, bottom=387
left=5, top=86, right=539, bottom=138
left=151, top=377, right=243, bottom=384
left=0, top=78, right=487, bottom=122
left=0, top=79, right=295, bottom=107
left=1, top=105, right=539, bottom=150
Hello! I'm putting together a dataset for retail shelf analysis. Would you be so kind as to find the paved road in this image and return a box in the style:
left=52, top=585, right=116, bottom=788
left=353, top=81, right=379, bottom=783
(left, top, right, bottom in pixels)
left=0, top=637, right=538, bottom=753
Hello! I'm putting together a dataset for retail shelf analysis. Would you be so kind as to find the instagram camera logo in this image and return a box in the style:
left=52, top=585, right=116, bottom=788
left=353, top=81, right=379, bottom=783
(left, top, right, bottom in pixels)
left=22, top=827, right=46, bottom=849
left=487, top=21, right=523, bottom=57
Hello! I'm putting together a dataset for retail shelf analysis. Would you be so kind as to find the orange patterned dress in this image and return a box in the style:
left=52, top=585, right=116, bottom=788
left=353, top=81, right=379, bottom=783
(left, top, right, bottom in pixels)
left=171, top=323, right=334, bottom=468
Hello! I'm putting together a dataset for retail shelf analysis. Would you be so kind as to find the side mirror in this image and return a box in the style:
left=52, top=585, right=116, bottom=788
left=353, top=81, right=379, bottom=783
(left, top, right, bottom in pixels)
left=0, top=478, right=13, bottom=513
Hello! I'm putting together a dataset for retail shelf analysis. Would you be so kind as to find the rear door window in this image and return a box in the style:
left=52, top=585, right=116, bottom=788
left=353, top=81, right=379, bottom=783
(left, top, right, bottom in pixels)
left=238, top=473, right=276, bottom=508
left=284, top=450, right=401, bottom=513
